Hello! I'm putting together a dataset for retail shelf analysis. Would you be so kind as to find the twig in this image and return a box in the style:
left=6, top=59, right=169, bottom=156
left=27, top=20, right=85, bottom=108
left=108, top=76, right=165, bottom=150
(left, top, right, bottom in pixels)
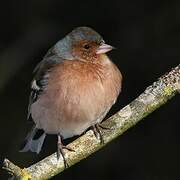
left=3, top=64, right=180, bottom=180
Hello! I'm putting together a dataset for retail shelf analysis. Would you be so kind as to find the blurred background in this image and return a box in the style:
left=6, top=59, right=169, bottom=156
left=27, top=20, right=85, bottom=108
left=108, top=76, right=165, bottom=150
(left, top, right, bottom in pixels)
left=0, top=0, right=179, bottom=179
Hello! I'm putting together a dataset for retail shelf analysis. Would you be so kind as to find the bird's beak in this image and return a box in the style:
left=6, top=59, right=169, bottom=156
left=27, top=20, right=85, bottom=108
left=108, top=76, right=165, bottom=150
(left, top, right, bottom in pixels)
left=96, top=43, right=114, bottom=54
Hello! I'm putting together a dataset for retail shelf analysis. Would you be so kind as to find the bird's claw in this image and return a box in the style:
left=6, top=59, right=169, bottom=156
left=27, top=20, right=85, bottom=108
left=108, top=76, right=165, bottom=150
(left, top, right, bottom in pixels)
left=98, top=123, right=113, bottom=130
left=92, top=124, right=104, bottom=144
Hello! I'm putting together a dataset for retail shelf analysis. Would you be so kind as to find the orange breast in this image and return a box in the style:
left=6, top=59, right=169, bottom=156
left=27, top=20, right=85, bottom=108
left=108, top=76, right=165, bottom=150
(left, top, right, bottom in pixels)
left=31, top=55, right=122, bottom=137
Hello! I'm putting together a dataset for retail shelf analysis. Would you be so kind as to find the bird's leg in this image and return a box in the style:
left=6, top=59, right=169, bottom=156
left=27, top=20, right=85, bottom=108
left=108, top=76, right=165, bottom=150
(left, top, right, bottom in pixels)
left=92, top=124, right=104, bottom=144
left=57, top=134, right=74, bottom=168
left=57, top=134, right=68, bottom=168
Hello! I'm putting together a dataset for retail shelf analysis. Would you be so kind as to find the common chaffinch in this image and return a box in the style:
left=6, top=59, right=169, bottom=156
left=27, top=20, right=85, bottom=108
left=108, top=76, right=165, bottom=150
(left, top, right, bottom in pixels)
left=20, top=27, right=122, bottom=167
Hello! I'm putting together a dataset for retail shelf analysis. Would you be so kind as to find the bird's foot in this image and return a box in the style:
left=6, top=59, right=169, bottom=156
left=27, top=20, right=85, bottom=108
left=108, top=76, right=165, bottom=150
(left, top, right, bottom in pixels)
left=57, top=134, right=74, bottom=168
left=92, top=124, right=104, bottom=144
left=92, top=123, right=113, bottom=144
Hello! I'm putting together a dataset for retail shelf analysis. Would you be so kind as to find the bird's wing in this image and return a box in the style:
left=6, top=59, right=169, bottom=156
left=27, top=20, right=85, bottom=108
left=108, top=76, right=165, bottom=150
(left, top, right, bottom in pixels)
left=27, top=48, right=63, bottom=120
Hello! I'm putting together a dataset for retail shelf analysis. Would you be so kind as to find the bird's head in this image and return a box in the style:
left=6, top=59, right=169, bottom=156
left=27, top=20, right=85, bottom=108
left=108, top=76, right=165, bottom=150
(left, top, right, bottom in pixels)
left=54, top=27, right=114, bottom=62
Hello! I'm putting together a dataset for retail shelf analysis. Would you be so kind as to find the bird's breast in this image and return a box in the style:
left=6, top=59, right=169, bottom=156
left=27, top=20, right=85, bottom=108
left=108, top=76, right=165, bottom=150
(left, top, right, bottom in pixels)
left=31, top=55, right=122, bottom=137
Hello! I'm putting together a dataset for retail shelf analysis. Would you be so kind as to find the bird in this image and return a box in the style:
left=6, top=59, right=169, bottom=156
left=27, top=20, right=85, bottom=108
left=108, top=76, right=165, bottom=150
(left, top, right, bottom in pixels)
left=20, top=26, right=122, bottom=167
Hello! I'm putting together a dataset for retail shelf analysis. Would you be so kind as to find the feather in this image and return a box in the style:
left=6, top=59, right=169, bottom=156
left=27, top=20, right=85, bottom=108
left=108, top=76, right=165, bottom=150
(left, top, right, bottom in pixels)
left=27, top=48, right=64, bottom=120
left=19, top=126, right=46, bottom=154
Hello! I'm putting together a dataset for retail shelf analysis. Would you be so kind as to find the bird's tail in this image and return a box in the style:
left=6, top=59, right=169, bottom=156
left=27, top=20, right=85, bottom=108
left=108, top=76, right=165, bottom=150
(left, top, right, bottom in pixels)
left=20, top=125, right=46, bottom=154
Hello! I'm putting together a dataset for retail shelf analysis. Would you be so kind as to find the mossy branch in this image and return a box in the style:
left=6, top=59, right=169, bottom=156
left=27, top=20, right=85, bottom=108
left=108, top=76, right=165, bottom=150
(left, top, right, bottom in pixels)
left=3, top=65, right=180, bottom=180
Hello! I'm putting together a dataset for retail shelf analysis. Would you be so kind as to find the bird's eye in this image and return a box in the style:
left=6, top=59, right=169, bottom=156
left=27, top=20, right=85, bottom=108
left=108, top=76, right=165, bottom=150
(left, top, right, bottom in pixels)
left=83, top=44, right=90, bottom=49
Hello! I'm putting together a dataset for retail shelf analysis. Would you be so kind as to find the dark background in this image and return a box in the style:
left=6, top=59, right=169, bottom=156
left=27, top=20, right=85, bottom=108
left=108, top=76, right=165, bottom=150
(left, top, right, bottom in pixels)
left=0, top=0, right=179, bottom=179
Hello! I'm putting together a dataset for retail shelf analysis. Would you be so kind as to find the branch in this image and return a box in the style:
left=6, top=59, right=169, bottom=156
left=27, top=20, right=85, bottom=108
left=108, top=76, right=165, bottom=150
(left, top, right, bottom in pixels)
left=3, top=65, right=180, bottom=180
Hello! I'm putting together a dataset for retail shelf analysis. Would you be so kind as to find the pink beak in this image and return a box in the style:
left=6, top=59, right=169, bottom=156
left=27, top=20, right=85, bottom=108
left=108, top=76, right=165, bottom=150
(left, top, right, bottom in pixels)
left=96, top=43, right=114, bottom=54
